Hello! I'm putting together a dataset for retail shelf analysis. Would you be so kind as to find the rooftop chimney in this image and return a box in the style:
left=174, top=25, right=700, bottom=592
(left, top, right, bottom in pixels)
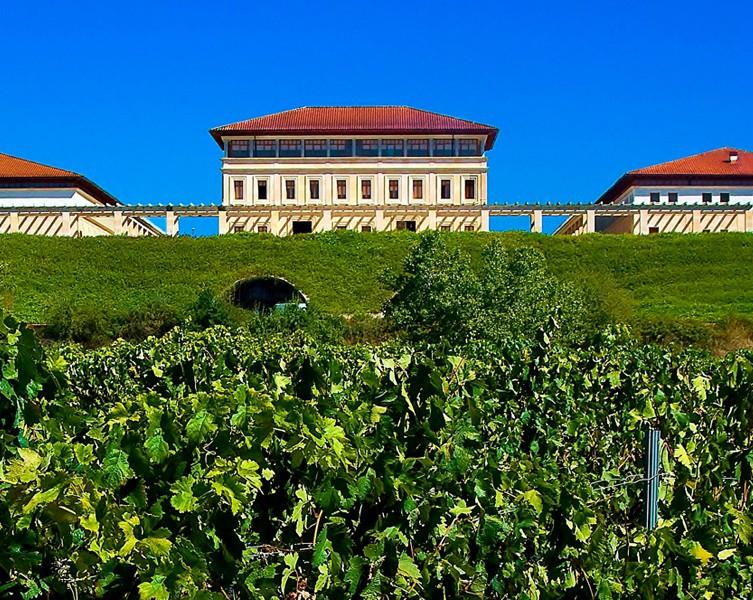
left=729, top=151, right=739, bottom=163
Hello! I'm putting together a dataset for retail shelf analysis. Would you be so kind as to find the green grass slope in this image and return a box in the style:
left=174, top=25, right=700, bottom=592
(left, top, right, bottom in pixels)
left=1, top=231, right=753, bottom=324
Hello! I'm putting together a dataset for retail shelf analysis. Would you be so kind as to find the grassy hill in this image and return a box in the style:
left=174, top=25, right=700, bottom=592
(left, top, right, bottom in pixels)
left=2, top=231, right=753, bottom=328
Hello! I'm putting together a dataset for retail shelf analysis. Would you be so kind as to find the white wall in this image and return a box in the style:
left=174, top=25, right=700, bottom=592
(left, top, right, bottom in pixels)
left=625, top=186, right=753, bottom=205
left=0, top=188, right=96, bottom=207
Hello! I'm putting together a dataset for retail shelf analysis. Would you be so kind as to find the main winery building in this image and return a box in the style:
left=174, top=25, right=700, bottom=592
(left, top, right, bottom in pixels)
left=209, top=106, right=498, bottom=235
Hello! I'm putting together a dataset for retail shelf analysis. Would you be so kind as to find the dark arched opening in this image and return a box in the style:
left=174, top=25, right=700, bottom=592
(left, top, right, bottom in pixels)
left=231, top=277, right=307, bottom=311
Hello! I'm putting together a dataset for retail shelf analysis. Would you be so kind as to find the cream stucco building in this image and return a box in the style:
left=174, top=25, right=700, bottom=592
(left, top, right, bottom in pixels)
left=557, top=147, right=753, bottom=235
left=209, top=106, right=498, bottom=235
left=0, top=152, right=159, bottom=236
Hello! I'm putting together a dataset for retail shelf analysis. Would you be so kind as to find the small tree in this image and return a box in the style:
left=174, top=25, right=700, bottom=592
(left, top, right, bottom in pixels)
left=384, top=233, right=599, bottom=346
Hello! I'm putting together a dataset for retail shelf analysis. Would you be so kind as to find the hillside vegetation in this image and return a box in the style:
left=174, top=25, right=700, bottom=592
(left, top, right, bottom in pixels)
left=2, top=231, right=753, bottom=341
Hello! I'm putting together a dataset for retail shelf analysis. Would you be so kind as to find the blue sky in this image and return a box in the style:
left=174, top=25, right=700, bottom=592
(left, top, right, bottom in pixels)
left=1, top=0, right=751, bottom=234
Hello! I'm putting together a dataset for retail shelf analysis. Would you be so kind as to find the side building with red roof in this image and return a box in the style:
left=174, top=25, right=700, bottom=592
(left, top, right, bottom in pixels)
left=557, top=147, right=753, bottom=235
left=0, top=152, right=160, bottom=236
left=209, top=106, right=498, bottom=234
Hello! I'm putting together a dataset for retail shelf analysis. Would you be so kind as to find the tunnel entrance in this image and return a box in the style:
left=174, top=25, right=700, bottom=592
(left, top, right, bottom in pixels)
left=231, top=277, right=307, bottom=311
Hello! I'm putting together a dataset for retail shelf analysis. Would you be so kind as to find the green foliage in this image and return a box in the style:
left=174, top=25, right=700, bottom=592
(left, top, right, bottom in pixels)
left=186, top=288, right=233, bottom=330
left=385, top=232, right=599, bottom=345
left=1, top=316, right=753, bottom=596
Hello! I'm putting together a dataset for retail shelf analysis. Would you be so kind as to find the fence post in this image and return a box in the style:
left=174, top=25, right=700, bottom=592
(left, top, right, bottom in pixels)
left=644, top=427, right=661, bottom=530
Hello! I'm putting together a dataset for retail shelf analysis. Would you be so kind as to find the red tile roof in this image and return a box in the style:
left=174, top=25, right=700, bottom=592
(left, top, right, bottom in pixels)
left=630, top=147, right=753, bottom=176
left=210, top=106, right=499, bottom=150
left=0, top=151, right=119, bottom=205
left=598, top=147, right=753, bottom=204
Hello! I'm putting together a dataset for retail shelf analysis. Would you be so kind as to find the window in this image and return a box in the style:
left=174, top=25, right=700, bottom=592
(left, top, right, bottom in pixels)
left=292, top=221, right=312, bottom=234
left=233, top=180, right=244, bottom=200
left=440, top=179, right=452, bottom=200
left=433, top=140, right=454, bottom=156
left=257, top=225, right=268, bottom=233
left=361, top=225, right=373, bottom=232
left=407, top=139, right=430, bottom=157
left=668, top=192, right=678, bottom=203
left=279, top=140, right=302, bottom=157
left=458, top=139, right=481, bottom=156
left=396, top=220, right=417, bottom=232
left=309, top=179, right=320, bottom=200
left=329, top=139, right=353, bottom=157
left=648, top=226, right=660, bottom=234
left=388, top=179, right=399, bottom=200
left=257, top=180, right=268, bottom=200
left=228, top=140, right=250, bottom=157
left=355, top=139, right=380, bottom=156
left=233, top=225, right=244, bottom=233
left=650, top=192, right=660, bottom=203
left=440, top=225, right=451, bottom=232
left=381, top=140, right=404, bottom=157
left=285, top=179, right=296, bottom=200
left=464, top=225, right=475, bottom=232
left=464, top=179, right=476, bottom=200
left=336, top=225, right=347, bottom=230
left=304, top=139, right=328, bottom=157
left=412, top=179, right=423, bottom=200
left=336, top=179, right=347, bottom=200
left=702, top=192, right=712, bottom=203
left=254, top=140, right=277, bottom=157
left=720, top=192, right=730, bottom=204
left=361, top=179, right=372, bottom=200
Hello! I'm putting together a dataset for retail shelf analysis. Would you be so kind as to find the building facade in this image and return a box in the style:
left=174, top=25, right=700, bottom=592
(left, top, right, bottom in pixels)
left=558, top=148, right=753, bottom=235
left=0, top=152, right=159, bottom=236
left=209, top=106, right=498, bottom=235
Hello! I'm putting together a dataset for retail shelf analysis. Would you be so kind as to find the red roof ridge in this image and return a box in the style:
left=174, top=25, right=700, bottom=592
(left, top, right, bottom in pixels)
left=0, top=151, right=78, bottom=178
left=629, top=146, right=753, bottom=174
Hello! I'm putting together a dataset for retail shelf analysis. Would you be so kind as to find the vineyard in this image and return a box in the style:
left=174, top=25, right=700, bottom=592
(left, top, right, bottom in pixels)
left=2, top=312, right=752, bottom=598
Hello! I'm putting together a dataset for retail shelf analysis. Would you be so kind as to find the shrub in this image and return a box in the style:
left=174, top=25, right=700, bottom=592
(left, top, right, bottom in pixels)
left=186, top=288, right=233, bottom=330
left=384, top=232, right=602, bottom=346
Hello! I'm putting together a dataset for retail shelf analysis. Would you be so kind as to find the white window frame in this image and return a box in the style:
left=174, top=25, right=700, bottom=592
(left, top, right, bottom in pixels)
left=409, top=176, right=426, bottom=203
left=306, top=176, right=323, bottom=203
left=255, top=177, right=270, bottom=203
left=386, top=176, right=401, bottom=203
left=358, top=176, right=374, bottom=203
left=335, top=177, right=348, bottom=203
left=283, top=177, right=298, bottom=203
left=462, top=176, right=478, bottom=203
left=230, top=177, right=245, bottom=203
left=438, top=177, right=453, bottom=202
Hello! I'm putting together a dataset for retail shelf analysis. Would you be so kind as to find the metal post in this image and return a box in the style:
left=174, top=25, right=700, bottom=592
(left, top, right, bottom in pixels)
left=644, top=427, right=661, bottom=530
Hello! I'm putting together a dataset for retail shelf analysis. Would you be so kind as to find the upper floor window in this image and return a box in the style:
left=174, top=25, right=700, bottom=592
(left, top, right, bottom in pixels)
left=337, top=179, right=347, bottom=200
left=464, top=179, right=476, bottom=200
left=355, top=139, right=380, bottom=157
left=668, top=192, right=678, bottom=204
left=458, top=139, right=481, bottom=156
left=406, top=139, right=430, bottom=157
left=329, top=139, right=353, bottom=157
left=388, top=179, right=399, bottom=200
left=440, top=179, right=452, bottom=200
left=257, top=180, right=268, bottom=200
left=285, top=179, right=296, bottom=200
left=720, top=192, right=730, bottom=203
left=433, top=140, right=454, bottom=157
left=279, top=140, right=302, bottom=157
left=254, top=140, right=277, bottom=158
left=650, top=192, right=660, bottom=203
left=361, top=179, right=372, bottom=200
left=412, top=179, right=423, bottom=200
left=381, top=140, right=404, bottom=157
left=228, top=140, right=250, bottom=158
left=702, top=192, right=712, bottom=203
left=304, top=139, right=328, bottom=157
left=233, top=180, right=244, bottom=200
left=309, top=179, right=320, bottom=200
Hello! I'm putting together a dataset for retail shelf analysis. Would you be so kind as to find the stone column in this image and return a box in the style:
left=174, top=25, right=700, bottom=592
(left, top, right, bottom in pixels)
left=746, top=208, right=753, bottom=233
left=270, top=210, right=280, bottom=236
left=530, top=209, right=542, bottom=233
left=61, top=211, right=72, bottom=236
left=218, top=207, right=229, bottom=235
left=585, top=210, right=595, bottom=233
left=165, top=210, right=179, bottom=237
left=320, top=209, right=332, bottom=232
left=375, top=208, right=385, bottom=232
left=481, top=208, right=490, bottom=232
left=113, top=211, right=126, bottom=235
left=638, top=209, right=648, bottom=235
left=9, top=211, right=20, bottom=233
left=427, top=209, right=437, bottom=231
left=691, top=209, right=702, bottom=233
